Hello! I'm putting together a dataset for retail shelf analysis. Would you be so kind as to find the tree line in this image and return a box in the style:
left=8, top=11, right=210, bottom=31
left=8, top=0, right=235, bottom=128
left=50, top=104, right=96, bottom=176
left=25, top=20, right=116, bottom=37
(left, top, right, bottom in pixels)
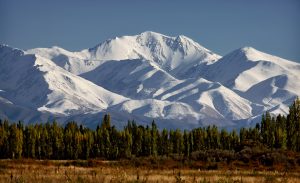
left=0, top=98, right=299, bottom=160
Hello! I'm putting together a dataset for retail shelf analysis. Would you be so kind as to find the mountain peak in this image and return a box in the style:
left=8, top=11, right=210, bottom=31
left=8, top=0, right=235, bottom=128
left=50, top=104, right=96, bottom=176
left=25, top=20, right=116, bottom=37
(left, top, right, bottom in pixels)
left=51, top=46, right=64, bottom=50
left=0, top=44, right=20, bottom=51
left=222, top=46, right=266, bottom=63
left=240, top=46, right=257, bottom=52
left=175, top=35, right=192, bottom=42
left=0, top=43, right=10, bottom=48
left=85, top=32, right=220, bottom=73
left=0, top=44, right=24, bottom=57
left=138, top=31, right=165, bottom=37
left=234, top=46, right=292, bottom=63
left=136, top=32, right=199, bottom=48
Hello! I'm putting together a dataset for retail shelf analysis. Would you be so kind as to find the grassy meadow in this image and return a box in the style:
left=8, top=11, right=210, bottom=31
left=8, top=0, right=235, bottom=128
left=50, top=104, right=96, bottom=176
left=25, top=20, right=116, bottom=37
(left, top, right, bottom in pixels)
left=0, top=159, right=299, bottom=183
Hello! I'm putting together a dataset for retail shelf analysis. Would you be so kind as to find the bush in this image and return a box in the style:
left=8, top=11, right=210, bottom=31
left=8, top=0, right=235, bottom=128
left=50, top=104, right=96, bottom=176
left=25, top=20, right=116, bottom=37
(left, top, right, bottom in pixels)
left=206, top=163, right=218, bottom=170
left=259, top=154, right=274, bottom=167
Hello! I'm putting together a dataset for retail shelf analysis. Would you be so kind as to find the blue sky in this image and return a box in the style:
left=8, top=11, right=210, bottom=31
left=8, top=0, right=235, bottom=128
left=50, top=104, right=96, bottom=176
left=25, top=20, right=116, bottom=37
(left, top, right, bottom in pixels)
left=1, top=0, right=299, bottom=62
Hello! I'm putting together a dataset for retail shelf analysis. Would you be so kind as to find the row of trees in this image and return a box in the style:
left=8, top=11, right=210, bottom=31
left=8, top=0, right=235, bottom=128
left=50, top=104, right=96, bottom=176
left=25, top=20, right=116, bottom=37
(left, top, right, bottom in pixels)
left=0, top=98, right=299, bottom=160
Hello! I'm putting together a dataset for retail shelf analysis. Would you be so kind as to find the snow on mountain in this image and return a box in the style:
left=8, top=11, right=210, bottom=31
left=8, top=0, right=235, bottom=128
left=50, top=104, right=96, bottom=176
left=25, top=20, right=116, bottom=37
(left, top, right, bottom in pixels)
left=28, top=31, right=220, bottom=78
left=0, top=95, right=53, bottom=124
left=80, top=59, right=179, bottom=99
left=80, top=58, right=260, bottom=123
left=110, top=99, right=234, bottom=128
left=0, top=44, right=127, bottom=116
left=87, top=31, right=220, bottom=73
left=202, top=47, right=300, bottom=92
left=26, top=46, right=103, bottom=75
left=241, top=74, right=298, bottom=114
left=1, top=32, right=299, bottom=129
left=0, top=44, right=233, bottom=128
left=200, top=47, right=300, bottom=116
left=155, top=78, right=264, bottom=120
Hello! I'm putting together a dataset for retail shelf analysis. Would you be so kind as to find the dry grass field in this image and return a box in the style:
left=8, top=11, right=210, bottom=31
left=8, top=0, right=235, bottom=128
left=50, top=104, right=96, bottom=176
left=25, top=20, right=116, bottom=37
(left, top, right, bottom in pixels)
left=0, top=159, right=299, bottom=183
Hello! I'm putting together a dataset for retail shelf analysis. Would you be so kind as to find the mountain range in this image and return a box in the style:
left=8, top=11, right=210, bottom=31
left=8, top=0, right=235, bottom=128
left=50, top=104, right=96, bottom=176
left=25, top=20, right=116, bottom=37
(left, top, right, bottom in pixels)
left=1, top=31, right=299, bottom=129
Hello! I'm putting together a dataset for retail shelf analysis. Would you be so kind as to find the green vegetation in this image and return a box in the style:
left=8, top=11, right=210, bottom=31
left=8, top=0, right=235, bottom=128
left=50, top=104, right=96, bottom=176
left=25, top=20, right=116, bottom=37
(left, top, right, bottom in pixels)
left=0, top=98, right=299, bottom=162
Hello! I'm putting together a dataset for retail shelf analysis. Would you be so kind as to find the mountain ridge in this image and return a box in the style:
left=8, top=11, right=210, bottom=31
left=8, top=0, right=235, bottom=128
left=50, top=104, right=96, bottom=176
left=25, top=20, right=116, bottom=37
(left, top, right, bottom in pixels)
left=1, top=32, right=299, bottom=129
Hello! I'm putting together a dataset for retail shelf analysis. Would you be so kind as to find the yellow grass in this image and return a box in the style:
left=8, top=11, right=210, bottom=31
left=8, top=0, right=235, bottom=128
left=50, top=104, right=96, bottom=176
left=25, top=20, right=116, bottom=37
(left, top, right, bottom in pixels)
left=0, top=159, right=299, bottom=183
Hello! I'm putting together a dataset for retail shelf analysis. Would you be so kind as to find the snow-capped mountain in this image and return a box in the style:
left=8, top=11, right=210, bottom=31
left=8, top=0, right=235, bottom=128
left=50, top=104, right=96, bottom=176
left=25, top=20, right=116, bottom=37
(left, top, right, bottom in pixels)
left=0, top=45, right=127, bottom=115
left=1, top=32, right=299, bottom=129
left=200, top=47, right=300, bottom=116
left=27, top=31, right=220, bottom=77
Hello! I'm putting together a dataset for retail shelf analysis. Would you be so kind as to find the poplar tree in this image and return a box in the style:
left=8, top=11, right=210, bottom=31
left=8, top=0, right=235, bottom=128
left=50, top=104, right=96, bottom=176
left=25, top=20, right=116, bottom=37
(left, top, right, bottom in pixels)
left=183, top=130, right=190, bottom=157
left=286, top=98, right=300, bottom=151
left=150, top=120, right=158, bottom=156
left=9, top=124, right=23, bottom=159
left=0, top=120, right=9, bottom=158
left=159, top=128, right=169, bottom=156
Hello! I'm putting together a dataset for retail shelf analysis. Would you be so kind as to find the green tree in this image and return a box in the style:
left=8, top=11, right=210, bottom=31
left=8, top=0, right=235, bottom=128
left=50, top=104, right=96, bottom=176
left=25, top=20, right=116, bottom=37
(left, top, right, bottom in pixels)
left=101, top=114, right=111, bottom=129
left=171, top=129, right=183, bottom=154
left=8, top=124, right=23, bottom=159
left=229, top=130, right=239, bottom=150
left=81, top=129, right=94, bottom=159
left=64, top=122, right=81, bottom=159
left=158, top=128, right=169, bottom=156
left=119, top=128, right=132, bottom=158
left=102, top=127, right=111, bottom=158
left=130, top=121, right=143, bottom=156
left=286, top=98, right=300, bottom=151
left=141, top=126, right=151, bottom=156
left=206, top=126, right=220, bottom=149
left=51, top=121, right=64, bottom=159
left=192, top=128, right=206, bottom=151
left=0, top=120, right=9, bottom=158
left=24, top=125, right=36, bottom=158
left=150, top=120, right=158, bottom=156
left=183, top=130, right=190, bottom=157
left=220, top=129, right=229, bottom=149
left=109, top=126, right=120, bottom=159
